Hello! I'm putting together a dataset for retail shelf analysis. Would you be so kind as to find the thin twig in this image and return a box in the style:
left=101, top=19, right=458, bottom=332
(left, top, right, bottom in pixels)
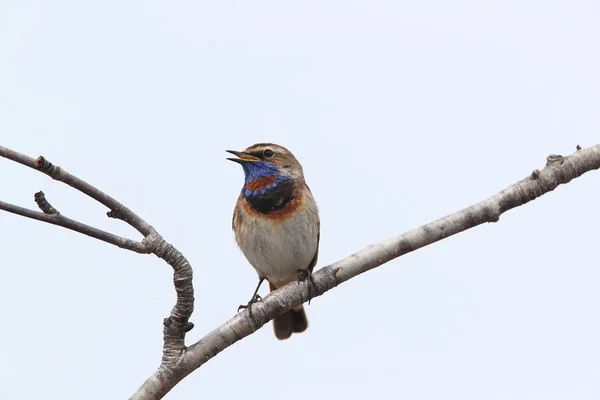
left=0, top=200, right=149, bottom=252
left=131, top=144, right=600, bottom=399
left=0, top=146, right=154, bottom=235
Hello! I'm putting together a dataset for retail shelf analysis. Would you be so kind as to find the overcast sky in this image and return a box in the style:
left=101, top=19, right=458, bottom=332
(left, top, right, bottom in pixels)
left=1, top=1, right=600, bottom=399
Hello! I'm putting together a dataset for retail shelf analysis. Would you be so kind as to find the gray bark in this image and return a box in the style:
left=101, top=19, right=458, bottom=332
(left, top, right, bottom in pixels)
left=1, top=144, right=599, bottom=399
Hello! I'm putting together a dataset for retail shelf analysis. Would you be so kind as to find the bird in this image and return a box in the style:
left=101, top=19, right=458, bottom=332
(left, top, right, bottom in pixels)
left=227, top=143, right=320, bottom=340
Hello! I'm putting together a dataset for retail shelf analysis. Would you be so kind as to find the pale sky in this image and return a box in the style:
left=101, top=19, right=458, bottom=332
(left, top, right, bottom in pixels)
left=1, top=1, right=600, bottom=399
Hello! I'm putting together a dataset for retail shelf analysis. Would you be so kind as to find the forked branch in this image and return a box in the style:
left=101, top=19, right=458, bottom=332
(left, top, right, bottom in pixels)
left=0, top=145, right=194, bottom=367
left=2, top=144, right=599, bottom=400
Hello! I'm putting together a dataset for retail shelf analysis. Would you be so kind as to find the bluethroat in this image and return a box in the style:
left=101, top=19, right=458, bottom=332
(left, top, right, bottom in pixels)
left=227, top=143, right=320, bottom=340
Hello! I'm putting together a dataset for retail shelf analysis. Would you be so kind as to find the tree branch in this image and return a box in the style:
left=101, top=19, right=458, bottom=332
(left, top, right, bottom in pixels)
left=0, top=198, right=149, bottom=253
left=0, top=146, right=154, bottom=235
left=130, top=144, right=600, bottom=399
left=0, top=145, right=195, bottom=368
left=3, top=144, right=599, bottom=399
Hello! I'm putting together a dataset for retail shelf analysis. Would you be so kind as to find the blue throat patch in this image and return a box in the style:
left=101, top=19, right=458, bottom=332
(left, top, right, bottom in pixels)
left=239, top=161, right=297, bottom=214
left=241, top=161, right=288, bottom=196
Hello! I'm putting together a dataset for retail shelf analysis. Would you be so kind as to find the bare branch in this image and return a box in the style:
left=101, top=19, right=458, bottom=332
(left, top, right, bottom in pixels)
left=0, top=199, right=149, bottom=253
left=0, top=146, right=195, bottom=368
left=0, top=146, right=153, bottom=235
left=4, top=144, right=599, bottom=399
left=131, top=144, right=600, bottom=399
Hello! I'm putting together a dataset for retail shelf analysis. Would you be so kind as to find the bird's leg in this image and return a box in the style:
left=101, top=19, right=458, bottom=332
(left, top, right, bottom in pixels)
left=238, top=277, right=265, bottom=319
left=297, top=269, right=316, bottom=305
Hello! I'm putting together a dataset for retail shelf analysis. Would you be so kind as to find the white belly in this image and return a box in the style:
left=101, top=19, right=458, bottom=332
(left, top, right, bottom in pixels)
left=236, top=207, right=319, bottom=286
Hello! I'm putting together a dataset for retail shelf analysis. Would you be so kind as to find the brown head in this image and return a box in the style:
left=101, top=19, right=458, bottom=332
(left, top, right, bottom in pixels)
left=226, top=143, right=305, bottom=181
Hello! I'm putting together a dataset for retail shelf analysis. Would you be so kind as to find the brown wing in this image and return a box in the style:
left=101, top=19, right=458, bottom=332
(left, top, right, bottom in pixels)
left=302, top=181, right=320, bottom=273
left=307, top=219, right=320, bottom=273
left=231, top=195, right=247, bottom=253
left=232, top=194, right=242, bottom=231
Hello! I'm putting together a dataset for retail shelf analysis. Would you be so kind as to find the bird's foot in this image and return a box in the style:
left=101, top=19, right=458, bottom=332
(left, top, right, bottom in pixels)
left=238, top=293, right=262, bottom=320
left=297, top=269, right=316, bottom=305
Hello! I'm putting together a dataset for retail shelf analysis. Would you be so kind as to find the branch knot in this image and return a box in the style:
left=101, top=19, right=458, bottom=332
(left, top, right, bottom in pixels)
left=34, top=156, right=61, bottom=177
left=546, top=154, right=564, bottom=166
left=34, top=191, right=60, bottom=215
left=142, top=233, right=165, bottom=254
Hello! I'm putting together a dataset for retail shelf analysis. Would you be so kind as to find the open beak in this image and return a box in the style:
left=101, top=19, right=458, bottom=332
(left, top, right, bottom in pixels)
left=226, top=150, right=261, bottom=164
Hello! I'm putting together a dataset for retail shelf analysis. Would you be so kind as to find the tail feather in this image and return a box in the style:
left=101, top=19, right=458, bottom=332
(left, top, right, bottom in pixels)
left=270, top=281, right=309, bottom=340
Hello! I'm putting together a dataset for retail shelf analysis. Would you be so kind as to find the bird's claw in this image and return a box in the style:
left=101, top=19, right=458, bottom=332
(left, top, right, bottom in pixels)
left=237, top=293, right=262, bottom=319
left=297, top=269, right=316, bottom=305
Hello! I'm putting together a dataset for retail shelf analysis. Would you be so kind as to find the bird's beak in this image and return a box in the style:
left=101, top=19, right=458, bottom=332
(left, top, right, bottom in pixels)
left=226, top=150, right=261, bottom=164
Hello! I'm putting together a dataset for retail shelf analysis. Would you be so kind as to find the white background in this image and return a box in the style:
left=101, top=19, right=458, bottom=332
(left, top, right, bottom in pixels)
left=1, top=1, right=599, bottom=399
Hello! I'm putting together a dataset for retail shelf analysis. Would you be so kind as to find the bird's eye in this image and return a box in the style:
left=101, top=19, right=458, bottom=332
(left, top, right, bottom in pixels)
left=263, top=149, right=274, bottom=158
